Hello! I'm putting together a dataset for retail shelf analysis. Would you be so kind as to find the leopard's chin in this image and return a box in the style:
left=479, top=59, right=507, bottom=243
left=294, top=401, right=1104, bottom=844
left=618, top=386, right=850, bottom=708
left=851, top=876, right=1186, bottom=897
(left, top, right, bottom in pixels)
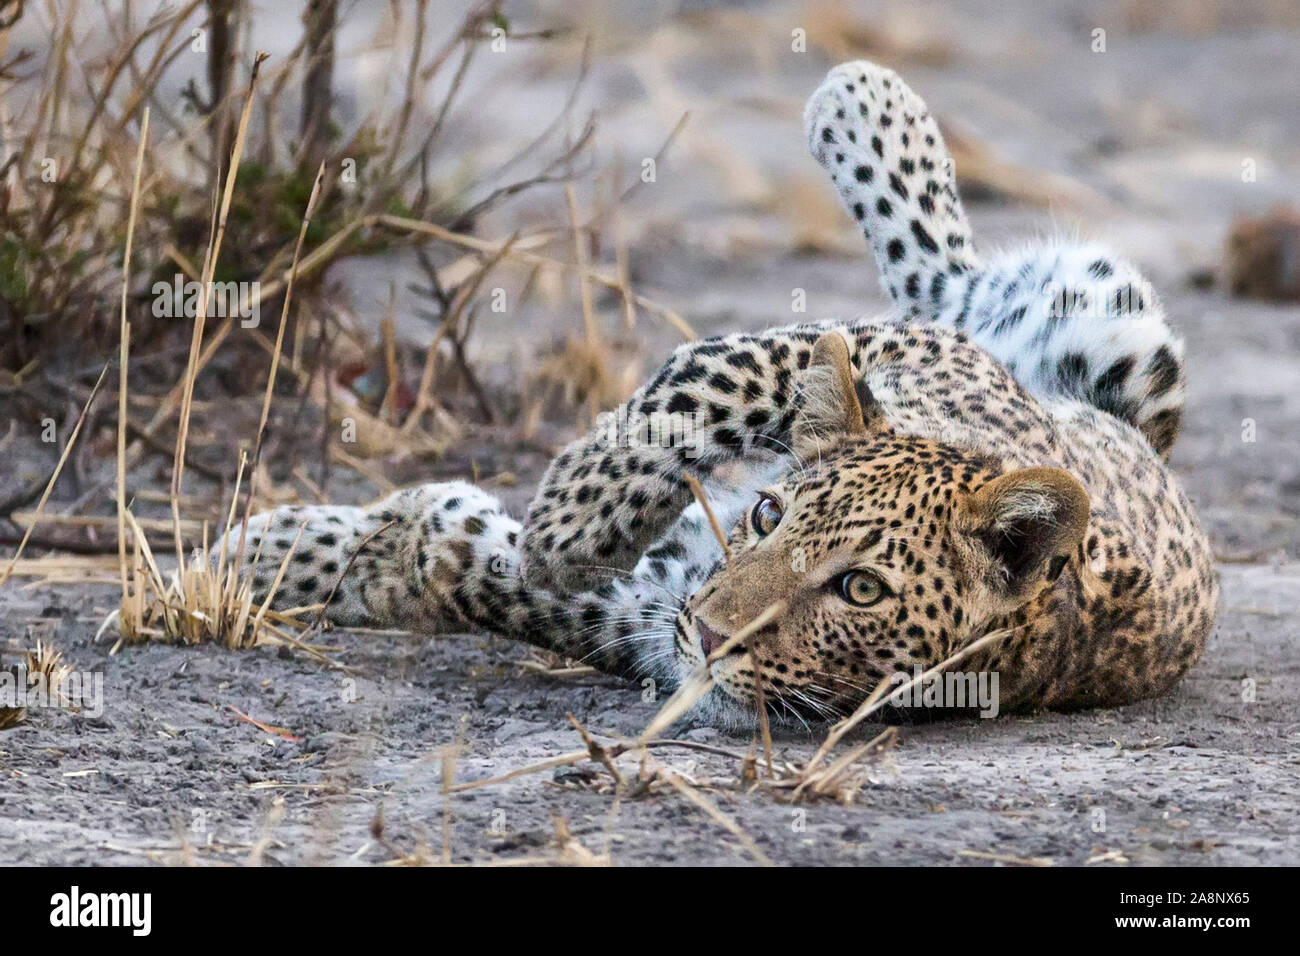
left=668, top=637, right=760, bottom=730
left=668, top=644, right=837, bottom=733
left=687, top=685, right=765, bottom=732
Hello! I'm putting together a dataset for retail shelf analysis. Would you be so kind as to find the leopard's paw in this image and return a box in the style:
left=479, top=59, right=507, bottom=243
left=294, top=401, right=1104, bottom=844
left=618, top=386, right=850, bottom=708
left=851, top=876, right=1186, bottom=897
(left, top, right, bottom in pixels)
left=210, top=503, right=372, bottom=623
left=211, top=481, right=521, bottom=631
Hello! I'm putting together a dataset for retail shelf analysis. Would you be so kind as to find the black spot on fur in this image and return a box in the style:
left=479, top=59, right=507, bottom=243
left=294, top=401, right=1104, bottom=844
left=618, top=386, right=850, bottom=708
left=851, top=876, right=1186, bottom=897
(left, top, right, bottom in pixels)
left=666, top=392, right=698, bottom=414
left=708, top=372, right=738, bottom=394
left=1057, top=352, right=1090, bottom=392
left=1093, top=355, right=1135, bottom=399
left=1146, top=345, right=1181, bottom=398
left=929, top=272, right=947, bottom=304
left=909, top=219, right=939, bottom=255
left=725, top=350, right=762, bottom=374
left=1143, top=407, right=1182, bottom=455
left=992, top=305, right=1027, bottom=337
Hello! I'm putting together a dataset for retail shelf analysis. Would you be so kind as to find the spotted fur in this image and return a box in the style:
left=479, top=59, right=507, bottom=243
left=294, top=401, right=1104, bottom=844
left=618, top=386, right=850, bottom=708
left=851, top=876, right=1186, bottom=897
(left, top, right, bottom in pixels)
left=221, top=61, right=1217, bottom=728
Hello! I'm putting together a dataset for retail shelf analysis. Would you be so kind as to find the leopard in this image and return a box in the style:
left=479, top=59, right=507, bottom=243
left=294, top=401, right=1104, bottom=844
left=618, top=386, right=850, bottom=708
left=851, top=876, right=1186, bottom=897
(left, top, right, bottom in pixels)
left=218, top=61, right=1218, bottom=729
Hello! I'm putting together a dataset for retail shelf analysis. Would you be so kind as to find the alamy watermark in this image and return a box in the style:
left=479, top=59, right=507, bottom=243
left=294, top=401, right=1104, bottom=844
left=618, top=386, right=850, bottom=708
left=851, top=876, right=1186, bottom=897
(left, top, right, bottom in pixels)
left=0, top=663, right=103, bottom=719
left=151, top=274, right=260, bottom=327
left=887, top=666, right=1000, bottom=717
left=1042, top=279, right=1147, bottom=321
left=595, top=405, right=705, bottom=458
left=49, top=886, right=150, bottom=936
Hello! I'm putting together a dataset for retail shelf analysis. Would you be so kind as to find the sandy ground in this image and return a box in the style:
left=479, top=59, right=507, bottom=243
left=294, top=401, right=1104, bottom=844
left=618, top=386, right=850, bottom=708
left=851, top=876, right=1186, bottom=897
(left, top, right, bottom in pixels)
left=2, top=1, right=1298, bottom=865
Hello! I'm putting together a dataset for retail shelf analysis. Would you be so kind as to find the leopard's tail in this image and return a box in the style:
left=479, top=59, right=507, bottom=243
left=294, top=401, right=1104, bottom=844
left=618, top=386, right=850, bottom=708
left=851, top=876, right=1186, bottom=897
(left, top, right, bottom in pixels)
left=805, top=60, right=981, bottom=317
left=943, top=241, right=1186, bottom=457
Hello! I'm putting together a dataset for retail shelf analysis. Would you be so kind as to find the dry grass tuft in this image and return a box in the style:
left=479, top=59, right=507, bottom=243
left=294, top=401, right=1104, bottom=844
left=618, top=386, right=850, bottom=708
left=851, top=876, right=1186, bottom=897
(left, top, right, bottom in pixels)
left=101, top=472, right=321, bottom=657
left=103, top=86, right=327, bottom=662
left=767, top=726, right=899, bottom=804
left=529, top=335, right=626, bottom=427
left=440, top=622, right=1018, bottom=862
left=1, top=638, right=78, bottom=731
left=24, top=638, right=72, bottom=692
left=0, top=656, right=26, bottom=729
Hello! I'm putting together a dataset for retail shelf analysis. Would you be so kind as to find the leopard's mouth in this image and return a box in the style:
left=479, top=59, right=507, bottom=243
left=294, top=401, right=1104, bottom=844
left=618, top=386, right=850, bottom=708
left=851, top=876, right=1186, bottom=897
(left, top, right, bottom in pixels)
left=674, top=616, right=742, bottom=690
left=679, top=616, right=857, bottom=725
left=694, top=619, right=732, bottom=659
left=676, top=609, right=847, bottom=725
left=679, top=618, right=774, bottom=708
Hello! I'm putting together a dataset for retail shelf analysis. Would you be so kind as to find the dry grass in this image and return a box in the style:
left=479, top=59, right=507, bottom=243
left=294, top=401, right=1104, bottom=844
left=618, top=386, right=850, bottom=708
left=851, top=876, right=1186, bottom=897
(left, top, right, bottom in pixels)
left=0, top=1, right=691, bottom=660
left=0, top=705, right=22, bottom=731
left=53, top=14, right=696, bottom=675
left=514, top=646, right=598, bottom=679
left=0, top=555, right=121, bottom=587
left=0, top=364, right=108, bottom=591
left=1, top=3, right=709, bottom=592
left=0, top=638, right=77, bottom=731
left=419, top=610, right=1018, bottom=861
left=3, top=2, right=545, bottom=366
left=25, top=638, right=73, bottom=697
left=102, top=75, right=325, bottom=658
left=425, top=595, right=906, bottom=859
left=0, top=0, right=718, bottom=594
left=1, top=1, right=642, bottom=549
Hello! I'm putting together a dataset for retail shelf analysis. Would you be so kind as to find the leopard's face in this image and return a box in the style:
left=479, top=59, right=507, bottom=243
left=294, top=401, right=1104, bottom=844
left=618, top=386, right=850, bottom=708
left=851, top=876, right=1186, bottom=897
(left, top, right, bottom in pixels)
left=672, top=433, right=1089, bottom=725
left=673, top=436, right=981, bottom=721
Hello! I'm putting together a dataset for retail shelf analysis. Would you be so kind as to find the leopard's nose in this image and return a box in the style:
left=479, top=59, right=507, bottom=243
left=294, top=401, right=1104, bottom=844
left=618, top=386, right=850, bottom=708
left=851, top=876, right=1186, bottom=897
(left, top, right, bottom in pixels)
left=697, top=620, right=729, bottom=658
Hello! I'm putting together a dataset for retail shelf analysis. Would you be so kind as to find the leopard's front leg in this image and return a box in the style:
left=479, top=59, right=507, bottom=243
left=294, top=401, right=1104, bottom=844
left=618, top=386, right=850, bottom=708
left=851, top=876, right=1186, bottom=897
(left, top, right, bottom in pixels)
left=214, top=481, right=698, bottom=680
left=215, top=481, right=512, bottom=633
left=519, top=323, right=851, bottom=593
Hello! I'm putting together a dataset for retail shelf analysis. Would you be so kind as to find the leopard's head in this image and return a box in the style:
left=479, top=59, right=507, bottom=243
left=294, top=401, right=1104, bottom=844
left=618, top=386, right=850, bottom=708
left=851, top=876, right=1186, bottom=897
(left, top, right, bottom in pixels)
left=674, top=331, right=1089, bottom=725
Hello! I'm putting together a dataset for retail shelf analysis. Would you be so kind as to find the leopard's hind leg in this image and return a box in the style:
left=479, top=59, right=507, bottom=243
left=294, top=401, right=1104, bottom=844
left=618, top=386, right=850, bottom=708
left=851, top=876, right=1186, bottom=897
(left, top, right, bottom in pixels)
left=804, top=60, right=981, bottom=316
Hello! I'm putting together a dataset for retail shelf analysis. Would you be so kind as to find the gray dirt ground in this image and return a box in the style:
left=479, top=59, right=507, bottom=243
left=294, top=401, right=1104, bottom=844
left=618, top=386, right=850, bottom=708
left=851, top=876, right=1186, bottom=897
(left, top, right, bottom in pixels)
left=2, top=1, right=1298, bottom=865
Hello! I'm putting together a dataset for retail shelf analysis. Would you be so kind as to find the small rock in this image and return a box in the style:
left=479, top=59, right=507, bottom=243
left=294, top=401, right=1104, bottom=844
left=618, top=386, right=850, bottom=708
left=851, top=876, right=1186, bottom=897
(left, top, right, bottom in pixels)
left=1225, top=205, right=1300, bottom=302
left=492, top=718, right=538, bottom=743
left=302, top=731, right=353, bottom=753
left=684, top=726, right=719, bottom=742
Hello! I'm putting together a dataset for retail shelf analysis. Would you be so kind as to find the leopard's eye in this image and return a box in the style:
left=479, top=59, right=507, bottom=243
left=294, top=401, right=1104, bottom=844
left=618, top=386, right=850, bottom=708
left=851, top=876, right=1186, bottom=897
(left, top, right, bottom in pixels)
left=837, top=570, right=886, bottom=607
left=751, top=495, right=783, bottom=536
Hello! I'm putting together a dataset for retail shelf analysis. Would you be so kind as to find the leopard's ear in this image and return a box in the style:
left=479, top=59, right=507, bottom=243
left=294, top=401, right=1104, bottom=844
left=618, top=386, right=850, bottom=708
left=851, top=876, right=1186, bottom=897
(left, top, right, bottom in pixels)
left=956, top=467, right=1090, bottom=602
left=793, top=331, right=887, bottom=459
